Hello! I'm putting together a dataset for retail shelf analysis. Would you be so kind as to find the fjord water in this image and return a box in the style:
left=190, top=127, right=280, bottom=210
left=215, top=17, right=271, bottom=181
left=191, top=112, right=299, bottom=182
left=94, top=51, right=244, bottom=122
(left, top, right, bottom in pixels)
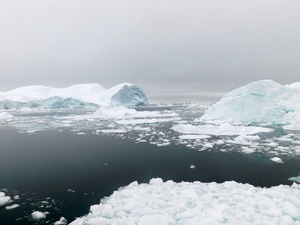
left=0, top=127, right=300, bottom=225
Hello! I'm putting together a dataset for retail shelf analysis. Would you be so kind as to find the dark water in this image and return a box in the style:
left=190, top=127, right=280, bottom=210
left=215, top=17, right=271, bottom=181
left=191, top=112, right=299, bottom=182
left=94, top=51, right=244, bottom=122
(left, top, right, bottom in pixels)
left=0, top=128, right=300, bottom=225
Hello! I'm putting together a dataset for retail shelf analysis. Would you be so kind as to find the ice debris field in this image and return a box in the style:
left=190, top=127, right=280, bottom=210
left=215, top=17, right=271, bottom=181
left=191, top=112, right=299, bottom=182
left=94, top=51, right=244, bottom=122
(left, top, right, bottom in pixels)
left=70, top=178, right=300, bottom=225
left=1, top=80, right=300, bottom=224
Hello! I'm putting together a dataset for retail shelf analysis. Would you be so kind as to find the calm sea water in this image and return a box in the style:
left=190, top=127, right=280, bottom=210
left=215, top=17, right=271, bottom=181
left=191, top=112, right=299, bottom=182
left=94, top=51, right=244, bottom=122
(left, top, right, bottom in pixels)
left=0, top=127, right=300, bottom=224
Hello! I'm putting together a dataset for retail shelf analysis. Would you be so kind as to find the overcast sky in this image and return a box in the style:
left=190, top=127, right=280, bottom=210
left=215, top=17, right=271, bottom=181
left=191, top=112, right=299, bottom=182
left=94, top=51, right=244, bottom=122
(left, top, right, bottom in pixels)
left=1, top=1, right=300, bottom=102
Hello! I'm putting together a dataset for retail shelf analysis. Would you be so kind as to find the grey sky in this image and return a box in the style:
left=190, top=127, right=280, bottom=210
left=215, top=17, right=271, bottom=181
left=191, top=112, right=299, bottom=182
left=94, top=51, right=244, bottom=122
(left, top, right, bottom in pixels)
left=1, top=1, right=300, bottom=102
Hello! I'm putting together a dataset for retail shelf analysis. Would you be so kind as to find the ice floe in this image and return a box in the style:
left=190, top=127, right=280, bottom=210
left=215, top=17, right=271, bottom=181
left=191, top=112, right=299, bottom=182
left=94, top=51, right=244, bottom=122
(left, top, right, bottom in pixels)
left=5, top=204, right=20, bottom=210
left=31, top=211, right=47, bottom=220
left=200, top=80, right=300, bottom=130
left=70, top=178, right=300, bottom=225
left=289, top=175, right=300, bottom=183
left=270, top=157, right=284, bottom=163
left=0, top=192, right=11, bottom=206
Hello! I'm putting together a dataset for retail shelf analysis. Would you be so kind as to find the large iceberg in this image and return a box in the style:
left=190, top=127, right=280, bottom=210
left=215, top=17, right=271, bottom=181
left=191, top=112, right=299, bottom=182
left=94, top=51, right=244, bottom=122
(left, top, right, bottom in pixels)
left=0, top=83, right=149, bottom=109
left=200, top=80, right=300, bottom=129
left=70, top=178, right=300, bottom=225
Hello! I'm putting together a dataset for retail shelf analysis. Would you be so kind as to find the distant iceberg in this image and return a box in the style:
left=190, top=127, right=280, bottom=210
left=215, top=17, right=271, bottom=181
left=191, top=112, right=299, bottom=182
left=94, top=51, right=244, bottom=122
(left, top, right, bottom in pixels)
left=200, top=80, right=300, bottom=129
left=0, top=83, right=149, bottom=109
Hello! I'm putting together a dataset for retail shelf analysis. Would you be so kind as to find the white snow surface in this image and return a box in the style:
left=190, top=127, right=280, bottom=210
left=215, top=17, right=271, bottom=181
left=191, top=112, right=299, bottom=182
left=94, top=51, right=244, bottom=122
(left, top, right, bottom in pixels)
left=0, top=192, right=11, bottom=206
left=201, top=80, right=300, bottom=129
left=0, top=83, right=148, bottom=107
left=70, top=178, right=300, bottom=225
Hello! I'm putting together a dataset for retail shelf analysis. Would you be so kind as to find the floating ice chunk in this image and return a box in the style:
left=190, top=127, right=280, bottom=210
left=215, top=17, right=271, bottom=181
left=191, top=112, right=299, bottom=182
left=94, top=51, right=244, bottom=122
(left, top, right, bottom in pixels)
left=0, top=192, right=11, bottom=206
left=54, top=217, right=67, bottom=225
left=226, top=135, right=259, bottom=146
left=190, top=165, right=196, bottom=169
left=31, top=211, right=47, bottom=220
left=203, top=142, right=214, bottom=148
left=172, top=123, right=273, bottom=136
left=5, top=204, right=20, bottom=210
left=14, top=195, right=20, bottom=200
left=270, top=157, right=284, bottom=163
left=69, top=178, right=300, bottom=225
left=288, top=175, right=300, bottom=183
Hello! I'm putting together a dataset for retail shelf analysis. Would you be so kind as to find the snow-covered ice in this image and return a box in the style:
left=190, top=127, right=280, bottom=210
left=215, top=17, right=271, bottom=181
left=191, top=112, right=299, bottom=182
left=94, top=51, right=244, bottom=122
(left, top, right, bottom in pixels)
left=200, top=80, right=300, bottom=129
left=70, top=178, right=300, bottom=225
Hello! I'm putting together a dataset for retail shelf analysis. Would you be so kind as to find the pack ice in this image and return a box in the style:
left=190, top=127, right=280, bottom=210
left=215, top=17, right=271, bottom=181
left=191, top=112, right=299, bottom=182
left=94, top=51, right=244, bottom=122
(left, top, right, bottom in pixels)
left=0, top=83, right=148, bottom=109
left=201, top=80, right=300, bottom=130
left=70, top=178, right=300, bottom=225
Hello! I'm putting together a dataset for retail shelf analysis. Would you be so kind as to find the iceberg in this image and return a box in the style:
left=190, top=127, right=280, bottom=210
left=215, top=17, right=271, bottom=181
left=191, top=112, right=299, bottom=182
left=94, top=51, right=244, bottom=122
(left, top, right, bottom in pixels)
left=70, top=178, right=300, bottom=225
left=200, top=80, right=300, bottom=129
left=0, top=83, right=149, bottom=109
left=109, top=84, right=149, bottom=107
